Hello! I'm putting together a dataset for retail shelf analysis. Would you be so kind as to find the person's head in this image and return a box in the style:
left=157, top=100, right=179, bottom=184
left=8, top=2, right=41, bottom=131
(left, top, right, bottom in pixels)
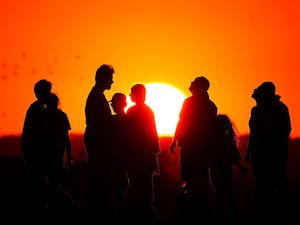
left=34, top=79, right=52, bottom=101
left=216, top=114, right=233, bottom=133
left=45, top=93, right=59, bottom=110
left=252, top=81, right=278, bottom=103
left=110, top=92, right=127, bottom=114
left=95, top=64, right=114, bottom=90
left=189, top=76, right=210, bottom=95
left=130, top=83, right=146, bottom=104
left=216, top=114, right=238, bottom=144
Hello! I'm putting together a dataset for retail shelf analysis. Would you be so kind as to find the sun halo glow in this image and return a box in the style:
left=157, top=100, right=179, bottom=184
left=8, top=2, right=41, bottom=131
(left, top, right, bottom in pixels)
left=126, top=83, right=186, bottom=137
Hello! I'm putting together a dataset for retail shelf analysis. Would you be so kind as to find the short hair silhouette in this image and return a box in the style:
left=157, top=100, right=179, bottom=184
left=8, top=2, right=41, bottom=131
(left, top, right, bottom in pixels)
left=193, top=76, right=210, bottom=91
left=95, top=64, right=115, bottom=83
left=111, top=92, right=127, bottom=106
left=252, top=81, right=277, bottom=101
left=130, top=83, right=146, bottom=102
left=45, top=93, right=59, bottom=109
left=34, top=79, right=52, bottom=99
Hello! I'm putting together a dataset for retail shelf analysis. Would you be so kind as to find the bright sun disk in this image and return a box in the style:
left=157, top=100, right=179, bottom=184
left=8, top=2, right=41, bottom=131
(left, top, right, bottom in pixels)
left=126, top=83, right=186, bottom=137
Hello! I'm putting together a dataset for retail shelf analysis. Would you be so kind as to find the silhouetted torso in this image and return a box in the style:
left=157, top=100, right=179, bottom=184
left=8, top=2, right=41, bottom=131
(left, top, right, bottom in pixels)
left=171, top=77, right=217, bottom=220
left=21, top=100, right=45, bottom=161
left=41, top=105, right=71, bottom=187
left=249, top=98, right=291, bottom=173
left=175, top=93, right=217, bottom=180
left=126, top=104, right=160, bottom=174
left=84, top=86, right=112, bottom=157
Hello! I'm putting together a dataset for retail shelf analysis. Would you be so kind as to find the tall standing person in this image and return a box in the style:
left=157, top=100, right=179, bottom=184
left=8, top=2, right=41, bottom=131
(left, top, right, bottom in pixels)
left=170, top=76, right=217, bottom=220
left=245, top=81, right=291, bottom=215
left=84, top=64, right=115, bottom=220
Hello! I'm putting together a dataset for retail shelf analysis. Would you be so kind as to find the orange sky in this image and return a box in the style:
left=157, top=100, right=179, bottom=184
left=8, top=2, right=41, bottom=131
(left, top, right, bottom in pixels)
left=1, top=0, right=300, bottom=138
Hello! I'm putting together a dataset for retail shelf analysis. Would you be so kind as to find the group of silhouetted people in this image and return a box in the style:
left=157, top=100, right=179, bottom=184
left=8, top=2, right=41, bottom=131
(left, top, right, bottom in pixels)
left=83, top=65, right=160, bottom=223
left=21, top=64, right=291, bottom=221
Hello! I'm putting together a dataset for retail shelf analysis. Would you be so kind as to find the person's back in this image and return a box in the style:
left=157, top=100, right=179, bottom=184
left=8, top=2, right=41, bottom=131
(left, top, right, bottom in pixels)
left=126, top=84, right=160, bottom=174
left=125, top=84, right=161, bottom=223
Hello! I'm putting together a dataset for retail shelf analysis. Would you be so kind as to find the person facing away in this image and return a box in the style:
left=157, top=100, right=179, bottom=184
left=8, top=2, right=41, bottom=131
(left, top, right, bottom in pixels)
left=210, top=114, right=248, bottom=216
left=20, top=79, right=52, bottom=207
left=110, top=92, right=130, bottom=221
left=245, top=81, right=291, bottom=215
left=125, top=83, right=161, bottom=223
left=169, top=76, right=217, bottom=219
left=83, top=64, right=115, bottom=216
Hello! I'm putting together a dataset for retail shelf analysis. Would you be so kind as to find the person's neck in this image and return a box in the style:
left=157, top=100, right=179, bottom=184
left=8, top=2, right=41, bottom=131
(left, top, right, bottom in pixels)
left=95, top=83, right=106, bottom=92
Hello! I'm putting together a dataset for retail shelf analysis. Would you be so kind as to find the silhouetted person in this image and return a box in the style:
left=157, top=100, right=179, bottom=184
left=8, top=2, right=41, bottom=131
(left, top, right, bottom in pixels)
left=41, top=92, right=73, bottom=208
left=125, top=83, right=161, bottom=223
left=245, top=81, right=291, bottom=215
left=170, top=76, right=217, bottom=220
left=20, top=79, right=52, bottom=207
left=84, top=64, right=115, bottom=219
left=210, top=114, right=248, bottom=216
left=110, top=92, right=130, bottom=222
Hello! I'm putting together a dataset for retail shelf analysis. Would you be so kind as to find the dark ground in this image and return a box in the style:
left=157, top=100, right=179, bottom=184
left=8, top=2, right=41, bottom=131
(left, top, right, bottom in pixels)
left=0, top=135, right=300, bottom=218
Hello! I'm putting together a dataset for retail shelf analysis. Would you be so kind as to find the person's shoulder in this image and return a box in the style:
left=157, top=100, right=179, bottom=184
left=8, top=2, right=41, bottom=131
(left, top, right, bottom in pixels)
left=60, top=109, right=68, bottom=116
left=278, top=100, right=289, bottom=109
left=26, top=101, right=44, bottom=114
left=28, top=100, right=42, bottom=108
left=126, top=105, right=136, bottom=114
left=209, top=99, right=217, bottom=107
left=183, top=96, right=192, bottom=104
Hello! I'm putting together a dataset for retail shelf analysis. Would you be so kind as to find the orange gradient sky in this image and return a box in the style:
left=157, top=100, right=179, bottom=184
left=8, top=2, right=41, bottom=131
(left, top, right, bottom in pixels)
left=1, top=0, right=300, bottom=138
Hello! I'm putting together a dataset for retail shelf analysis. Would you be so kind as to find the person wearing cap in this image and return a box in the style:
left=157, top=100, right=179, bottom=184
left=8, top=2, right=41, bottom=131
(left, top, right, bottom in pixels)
left=83, top=64, right=115, bottom=217
left=246, top=81, right=291, bottom=215
left=170, top=76, right=217, bottom=219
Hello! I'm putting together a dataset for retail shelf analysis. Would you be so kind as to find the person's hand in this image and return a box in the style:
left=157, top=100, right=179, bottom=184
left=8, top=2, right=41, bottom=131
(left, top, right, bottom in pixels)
left=169, top=141, right=176, bottom=154
left=68, top=159, right=73, bottom=170
left=245, top=151, right=251, bottom=162
left=153, top=168, right=160, bottom=176
left=241, top=166, right=249, bottom=174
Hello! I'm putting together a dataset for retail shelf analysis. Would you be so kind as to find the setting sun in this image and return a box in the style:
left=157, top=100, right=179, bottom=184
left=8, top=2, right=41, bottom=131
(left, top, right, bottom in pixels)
left=126, top=83, right=186, bottom=137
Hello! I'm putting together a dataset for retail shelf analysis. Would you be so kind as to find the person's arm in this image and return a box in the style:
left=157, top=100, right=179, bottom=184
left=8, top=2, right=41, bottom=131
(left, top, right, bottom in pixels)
left=169, top=139, right=177, bottom=154
left=236, top=161, right=249, bottom=174
left=65, top=132, right=73, bottom=169
left=245, top=108, right=255, bottom=162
